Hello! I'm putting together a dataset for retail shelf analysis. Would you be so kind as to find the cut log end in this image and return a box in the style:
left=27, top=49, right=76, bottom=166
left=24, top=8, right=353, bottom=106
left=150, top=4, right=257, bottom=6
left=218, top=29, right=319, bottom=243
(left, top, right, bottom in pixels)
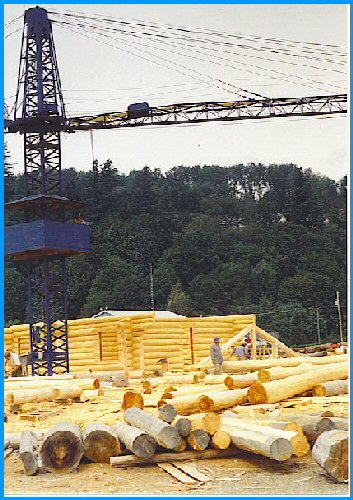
left=40, top=424, right=84, bottom=474
left=187, top=429, right=210, bottom=451
left=175, top=418, right=192, bottom=438
left=247, top=382, right=268, bottom=405
left=269, top=438, right=293, bottom=462
left=133, top=434, right=157, bottom=458
left=212, top=430, right=232, bottom=450
left=197, top=395, right=214, bottom=412
left=258, top=369, right=271, bottom=383
left=84, top=430, right=121, bottom=464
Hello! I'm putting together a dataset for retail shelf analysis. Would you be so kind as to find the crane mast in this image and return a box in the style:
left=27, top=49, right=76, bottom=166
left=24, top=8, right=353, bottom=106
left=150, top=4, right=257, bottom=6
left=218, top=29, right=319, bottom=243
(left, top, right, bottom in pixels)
left=5, top=7, right=91, bottom=375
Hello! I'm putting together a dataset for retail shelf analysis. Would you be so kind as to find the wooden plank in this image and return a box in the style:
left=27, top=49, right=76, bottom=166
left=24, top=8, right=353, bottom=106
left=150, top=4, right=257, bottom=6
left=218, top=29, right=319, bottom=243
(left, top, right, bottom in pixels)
left=157, top=463, right=197, bottom=484
left=174, top=462, right=212, bottom=482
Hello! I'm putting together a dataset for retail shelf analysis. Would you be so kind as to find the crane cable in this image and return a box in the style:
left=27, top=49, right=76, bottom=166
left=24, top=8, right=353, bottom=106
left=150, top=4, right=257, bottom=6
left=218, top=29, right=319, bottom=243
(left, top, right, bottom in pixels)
left=54, top=17, right=344, bottom=94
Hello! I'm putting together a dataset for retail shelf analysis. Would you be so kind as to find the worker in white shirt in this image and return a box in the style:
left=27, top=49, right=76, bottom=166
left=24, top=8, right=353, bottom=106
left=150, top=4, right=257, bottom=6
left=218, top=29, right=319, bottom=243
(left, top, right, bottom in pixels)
left=4, top=351, right=22, bottom=377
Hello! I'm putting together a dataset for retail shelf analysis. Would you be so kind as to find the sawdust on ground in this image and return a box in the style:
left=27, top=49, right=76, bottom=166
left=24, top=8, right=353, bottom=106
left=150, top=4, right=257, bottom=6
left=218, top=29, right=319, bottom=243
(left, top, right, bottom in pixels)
left=4, top=391, right=349, bottom=495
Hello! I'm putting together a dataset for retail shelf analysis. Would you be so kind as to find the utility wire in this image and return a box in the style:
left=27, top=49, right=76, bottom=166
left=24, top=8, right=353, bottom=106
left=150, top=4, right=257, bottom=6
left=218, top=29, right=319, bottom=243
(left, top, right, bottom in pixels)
left=57, top=21, right=265, bottom=100
left=49, top=9, right=346, bottom=55
left=54, top=17, right=343, bottom=94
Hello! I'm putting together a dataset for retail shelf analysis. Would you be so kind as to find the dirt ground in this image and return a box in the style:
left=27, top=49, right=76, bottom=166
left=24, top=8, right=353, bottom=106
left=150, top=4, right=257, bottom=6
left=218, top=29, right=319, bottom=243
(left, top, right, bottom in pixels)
left=4, top=391, right=349, bottom=496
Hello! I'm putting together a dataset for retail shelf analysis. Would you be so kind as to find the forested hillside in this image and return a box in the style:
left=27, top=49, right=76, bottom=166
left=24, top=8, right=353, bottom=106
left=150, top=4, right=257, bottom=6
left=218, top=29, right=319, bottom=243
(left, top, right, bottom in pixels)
left=5, top=160, right=347, bottom=346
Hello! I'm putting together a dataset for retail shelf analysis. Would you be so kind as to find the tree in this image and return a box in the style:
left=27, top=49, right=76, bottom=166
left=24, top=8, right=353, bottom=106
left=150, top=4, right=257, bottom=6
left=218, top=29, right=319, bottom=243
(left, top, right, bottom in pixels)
left=167, top=282, right=193, bottom=316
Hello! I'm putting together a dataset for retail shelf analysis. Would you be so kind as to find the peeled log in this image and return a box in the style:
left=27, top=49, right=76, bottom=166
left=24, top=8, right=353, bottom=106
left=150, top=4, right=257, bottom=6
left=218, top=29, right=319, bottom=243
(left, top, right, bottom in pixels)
left=83, top=423, right=121, bottom=463
left=124, top=407, right=182, bottom=450
left=248, top=363, right=348, bottom=405
left=188, top=412, right=221, bottom=435
left=54, top=385, right=82, bottom=400
left=277, top=415, right=332, bottom=444
left=122, top=391, right=144, bottom=411
left=221, top=422, right=293, bottom=461
left=40, top=422, right=84, bottom=473
left=19, top=431, right=38, bottom=475
left=167, top=394, right=204, bottom=415
left=187, top=429, right=210, bottom=450
left=224, top=373, right=259, bottom=389
left=312, top=430, right=348, bottom=483
left=223, top=354, right=348, bottom=373
left=258, top=363, right=316, bottom=382
left=212, top=430, right=232, bottom=449
left=114, top=422, right=157, bottom=458
left=198, top=388, right=248, bottom=412
left=316, top=417, right=348, bottom=434
left=204, top=375, right=228, bottom=385
left=6, top=388, right=60, bottom=405
left=173, top=417, right=192, bottom=438
left=312, top=380, right=348, bottom=397
left=222, top=415, right=309, bottom=458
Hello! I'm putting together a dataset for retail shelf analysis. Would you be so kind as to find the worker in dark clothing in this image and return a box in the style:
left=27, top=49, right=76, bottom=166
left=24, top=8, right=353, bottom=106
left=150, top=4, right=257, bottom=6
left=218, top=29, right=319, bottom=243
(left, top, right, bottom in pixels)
left=210, top=337, right=224, bottom=374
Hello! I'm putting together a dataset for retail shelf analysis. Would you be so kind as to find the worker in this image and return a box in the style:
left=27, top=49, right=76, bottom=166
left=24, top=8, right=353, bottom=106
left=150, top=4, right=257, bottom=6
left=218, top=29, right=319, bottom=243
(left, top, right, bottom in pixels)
left=235, top=343, right=248, bottom=361
left=210, top=337, right=224, bottom=374
left=4, top=350, right=22, bottom=377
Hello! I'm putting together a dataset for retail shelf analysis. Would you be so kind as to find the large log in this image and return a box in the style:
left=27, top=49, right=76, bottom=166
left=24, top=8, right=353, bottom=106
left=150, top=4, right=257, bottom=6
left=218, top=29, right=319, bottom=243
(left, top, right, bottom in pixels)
left=4, top=378, right=100, bottom=391
left=54, top=385, right=83, bottom=400
left=224, top=373, right=259, bottom=389
left=110, top=448, right=238, bottom=467
left=223, top=354, right=348, bottom=373
left=187, top=429, right=210, bottom=451
left=258, top=363, right=316, bottom=382
left=124, top=407, right=182, bottom=450
left=188, top=412, right=221, bottom=435
left=316, top=417, right=348, bottom=434
left=114, top=422, right=157, bottom=458
left=277, top=415, right=333, bottom=444
left=19, top=431, right=39, bottom=476
left=5, top=388, right=60, bottom=405
left=248, top=363, right=348, bottom=404
left=83, top=423, right=121, bottom=463
left=198, top=388, right=248, bottom=412
left=312, top=430, right=348, bottom=482
left=203, top=375, right=228, bottom=385
left=40, top=422, right=84, bottom=473
left=312, top=379, right=348, bottom=397
left=222, top=412, right=310, bottom=457
left=167, top=394, right=205, bottom=415
left=221, top=421, right=293, bottom=461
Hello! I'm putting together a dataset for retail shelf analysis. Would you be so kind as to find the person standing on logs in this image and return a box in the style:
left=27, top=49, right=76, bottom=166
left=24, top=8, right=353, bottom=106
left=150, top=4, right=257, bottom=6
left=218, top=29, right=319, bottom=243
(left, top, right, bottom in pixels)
left=210, top=337, right=224, bottom=374
left=4, top=350, right=22, bottom=377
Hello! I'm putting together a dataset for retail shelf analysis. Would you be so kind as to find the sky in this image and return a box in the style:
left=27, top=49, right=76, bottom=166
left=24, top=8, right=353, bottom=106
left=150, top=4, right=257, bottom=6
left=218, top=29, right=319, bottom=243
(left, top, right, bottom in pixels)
left=4, top=4, right=349, bottom=181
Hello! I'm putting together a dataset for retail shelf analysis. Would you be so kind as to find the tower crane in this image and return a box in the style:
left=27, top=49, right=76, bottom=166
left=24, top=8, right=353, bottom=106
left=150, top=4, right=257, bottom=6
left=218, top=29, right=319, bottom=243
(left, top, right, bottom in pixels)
left=4, top=7, right=348, bottom=375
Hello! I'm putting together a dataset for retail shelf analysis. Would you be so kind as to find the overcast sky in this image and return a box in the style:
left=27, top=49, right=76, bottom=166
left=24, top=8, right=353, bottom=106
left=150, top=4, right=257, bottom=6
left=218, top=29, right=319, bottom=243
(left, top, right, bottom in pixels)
left=4, top=4, right=349, bottom=181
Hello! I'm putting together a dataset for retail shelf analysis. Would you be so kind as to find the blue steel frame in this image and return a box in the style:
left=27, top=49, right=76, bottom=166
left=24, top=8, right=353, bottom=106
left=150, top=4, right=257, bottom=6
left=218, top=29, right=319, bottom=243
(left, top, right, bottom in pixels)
left=12, top=7, right=71, bottom=375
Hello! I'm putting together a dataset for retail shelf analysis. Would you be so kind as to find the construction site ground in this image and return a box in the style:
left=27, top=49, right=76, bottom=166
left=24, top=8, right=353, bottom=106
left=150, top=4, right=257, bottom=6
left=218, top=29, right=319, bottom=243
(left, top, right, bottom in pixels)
left=4, top=388, right=349, bottom=496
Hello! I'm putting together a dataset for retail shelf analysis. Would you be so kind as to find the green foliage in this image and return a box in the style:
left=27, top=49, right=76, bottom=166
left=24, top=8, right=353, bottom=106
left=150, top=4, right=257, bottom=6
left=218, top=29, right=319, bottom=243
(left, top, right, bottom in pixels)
left=167, top=281, right=193, bottom=316
left=4, top=161, right=346, bottom=345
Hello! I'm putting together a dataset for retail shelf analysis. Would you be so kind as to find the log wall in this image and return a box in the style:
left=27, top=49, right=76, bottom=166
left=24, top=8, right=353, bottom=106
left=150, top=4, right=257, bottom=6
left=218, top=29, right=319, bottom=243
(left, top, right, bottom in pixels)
left=5, top=313, right=256, bottom=374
